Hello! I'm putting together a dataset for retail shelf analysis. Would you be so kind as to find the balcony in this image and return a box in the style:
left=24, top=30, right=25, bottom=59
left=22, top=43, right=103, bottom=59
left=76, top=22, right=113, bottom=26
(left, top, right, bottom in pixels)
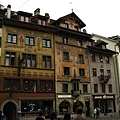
left=71, top=90, right=80, bottom=97
left=98, top=74, right=110, bottom=84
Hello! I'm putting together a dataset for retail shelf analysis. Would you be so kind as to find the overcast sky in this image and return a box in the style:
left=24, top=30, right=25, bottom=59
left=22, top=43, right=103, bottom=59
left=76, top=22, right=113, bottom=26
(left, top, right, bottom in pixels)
left=0, top=0, right=120, bottom=37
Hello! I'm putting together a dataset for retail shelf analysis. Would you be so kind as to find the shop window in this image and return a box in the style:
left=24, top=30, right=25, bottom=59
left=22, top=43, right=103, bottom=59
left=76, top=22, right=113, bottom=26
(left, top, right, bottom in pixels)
left=23, top=54, right=36, bottom=68
left=93, top=68, right=97, bottom=76
left=63, top=84, right=68, bottom=92
left=78, top=54, right=84, bottom=63
left=79, top=68, right=85, bottom=77
left=5, top=52, right=16, bottom=66
left=94, top=84, right=98, bottom=93
left=7, top=33, right=17, bottom=43
left=63, top=67, right=70, bottom=75
left=83, top=84, right=87, bottom=93
left=42, top=39, right=51, bottom=47
left=42, top=56, right=51, bottom=69
left=4, top=79, right=20, bottom=91
left=63, top=52, right=69, bottom=61
left=25, top=36, right=34, bottom=45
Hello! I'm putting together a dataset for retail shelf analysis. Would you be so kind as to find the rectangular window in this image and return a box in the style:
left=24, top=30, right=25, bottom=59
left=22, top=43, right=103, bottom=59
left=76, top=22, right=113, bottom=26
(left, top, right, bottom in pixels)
left=74, top=26, right=78, bottom=31
left=107, top=70, right=111, bottom=77
left=91, top=53, right=95, bottom=62
left=23, top=80, right=35, bottom=92
left=0, top=37, right=1, bottom=47
left=20, top=16, right=24, bottom=21
left=105, top=56, right=110, bottom=63
left=78, top=40, right=82, bottom=46
left=102, top=45, right=106, bottom=49
left=88, top=41, right=93, bottom=46
left=100, top=69, right=104, bottom=75
left=5, top=52, right=16, bottom=66
left=79, top=68, right=85, bottom=76
left=63, top=84, right=68, bottom=92
left=7, top=33, right=17, bottom=43
left=42, top=56, right=51, bottom=69
left=73, top=82, right=79, bottom=91
left=43, top=20, right=46, bottom=26
left=4, top=79, right=20, bottom=91
left=64, top=67, right=70, bottom=75
left=83, top=84, right=87, bottom=93
left=109, top=84, right=112, bottom=93
left=38, top=19, right=42, bottom=25
left=64, top=23, right=69, bottom=28
left=23, top=54, right=36, bottom=68
left=102, top=84, right=106, bottom=93
left=99, top=55, right=103, bottom=62
left=40, top=80, right=53, bottom=92
left=94, top=84, right=98, bottom=93
left=93, top=68, right=97, bottom=76
left=25, top=17, right=29, bottom=22
left=25, top=36, right=34, bottom=45
left=63, top=37, right=68, bottom=44
left=78, top=54, right=84, bottom=63
left=63, top=52, right=69, bottom=61
left=42, top=39, right=51, bottom=47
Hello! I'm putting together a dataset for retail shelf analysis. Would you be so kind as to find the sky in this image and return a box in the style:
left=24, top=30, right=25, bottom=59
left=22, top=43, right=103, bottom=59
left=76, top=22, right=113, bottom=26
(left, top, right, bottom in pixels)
left=0, top=0, right=120, bottom=37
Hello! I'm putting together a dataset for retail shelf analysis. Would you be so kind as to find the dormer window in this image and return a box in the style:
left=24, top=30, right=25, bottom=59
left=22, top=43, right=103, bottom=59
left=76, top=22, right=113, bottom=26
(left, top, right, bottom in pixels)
left=20, top=16, right=29, bottom=22
left=21, top=16, right=24, bottom=22
left=78, top=40, right=82, bottom=46
left=64, top=23, right=68, bottom=28
left=38, top=20, right=42, bottom=25
left=102, top=44, right=106, bottom=49
left=88, top=41, right=93, bottom=46
left=63, top=37, right=68, bottom=44
left=43, top=20, right=46, bottom=26
left=74, top=26, right=78, bottom=31
left=25, top=17, right=29, bottom=22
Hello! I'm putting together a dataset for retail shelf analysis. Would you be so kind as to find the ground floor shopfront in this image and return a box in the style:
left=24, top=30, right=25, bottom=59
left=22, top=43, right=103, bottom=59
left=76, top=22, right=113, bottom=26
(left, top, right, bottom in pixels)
left=92, top=94, right=119, bottom=116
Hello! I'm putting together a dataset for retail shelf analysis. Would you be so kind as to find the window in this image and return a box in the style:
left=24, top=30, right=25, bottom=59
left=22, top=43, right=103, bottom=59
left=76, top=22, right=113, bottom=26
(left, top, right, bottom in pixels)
left=20, top=16, right=29, bottom=22
left=102, top=84, right=106, bottom=93
left=78, top=40, right=82, bottom=46
left=109, top=84, right=112, bottom=93
left=102, top=45, right=106, bottom=49
left=0, top=37, right=1, bottom=47
left=23, top=54, right=36, bottom=68
left=43, top=20, right=46, bottom=26
left=79, top=68, right=85, bottom=77
left=63, top=52, right=69, bottom=61
left=64, top=23, right=69, bottom=28
left=20, top=16, right=24, bottom=21
left=94, top=84, right=98, bottom=93
left=105, top=56, right=109, bottom=63
left=23, top=80, right=35, bottom=92
left=83, top=84, right=87, bottom=93
left=63, top=67, right=70, bottom=75
left=100, top=69, right=104, bottom=75
left=42, top=56, right=51, bottom=69
left=5, top=52, right=16, bottom=66
left=88, top=41, right=93, bottom=46
left=40, top=80, right=53, bottom=92
left=38, top=19, right=42, bottom=25
left=25, top=36, right=34, bottom=45
left=42, top=39, right=51, bottom=47
left=107, top=70, right=111, bottom=77
left=99, top=55, right=103, bottom=62
left=73, top=82, right=79, bottom=91
left=63, top=37, right=68, bottom=44
left=74, top=26, right=78, bottom=31
left=7, top=33, right=17, bottom=43
left=25, top=17, right=29, bottom=22
left=78, top=54, right=84, bottom=63
left=63, top=84, right=68, bottom=92
left=93, top=68, right=97, bottom=76
left=4, top=79, right=20, bottom=91
left=91, top=53, right=95, bottom=62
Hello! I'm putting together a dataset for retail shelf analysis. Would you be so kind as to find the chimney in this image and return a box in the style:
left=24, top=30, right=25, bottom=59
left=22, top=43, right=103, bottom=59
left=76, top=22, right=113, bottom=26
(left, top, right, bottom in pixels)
left=7, top=5, right=11, bottom=18
left=45, top=13, right=50, bottom=24
left=34, top=8, right=40, bottom=16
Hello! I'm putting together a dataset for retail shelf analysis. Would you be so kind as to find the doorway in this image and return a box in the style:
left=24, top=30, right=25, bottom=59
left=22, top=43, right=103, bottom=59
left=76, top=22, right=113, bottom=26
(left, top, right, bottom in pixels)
left=3, top=102, right=17, bottom=120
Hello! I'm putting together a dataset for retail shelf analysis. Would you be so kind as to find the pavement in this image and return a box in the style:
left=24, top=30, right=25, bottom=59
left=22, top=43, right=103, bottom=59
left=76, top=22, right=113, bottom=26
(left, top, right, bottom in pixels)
left=87, top=116, right=120, bottom=120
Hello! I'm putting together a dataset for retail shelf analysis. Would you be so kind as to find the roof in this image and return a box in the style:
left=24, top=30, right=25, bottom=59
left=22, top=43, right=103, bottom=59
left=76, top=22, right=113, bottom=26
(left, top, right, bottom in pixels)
left=51, top=12, right=86, bottom=28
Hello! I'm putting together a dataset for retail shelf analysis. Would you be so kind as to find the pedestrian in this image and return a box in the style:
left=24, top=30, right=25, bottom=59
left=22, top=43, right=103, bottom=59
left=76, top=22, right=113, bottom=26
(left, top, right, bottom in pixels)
left=96, top=108, right=100, bottom=118
left=63, top=110, right=71, bottom=120
left=0, top=111, right=7, bottom=120
left=50, top=109, right=57, bottom=120
left=73, top=107, right=87, bottom=120
left=93, top=108, right=97, bottom=118
left=35, top=111, right=45, bottom=120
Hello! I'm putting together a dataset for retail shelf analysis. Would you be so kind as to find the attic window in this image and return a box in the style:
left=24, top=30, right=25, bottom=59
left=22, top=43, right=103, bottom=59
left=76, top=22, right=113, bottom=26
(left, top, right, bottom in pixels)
left=102, top=45, right=106, bottom=49
left=38, top=20, right=42, bottom=25
left=64, top=23, right=68, bottom=28
left=74, top=26, right=78, bottom=31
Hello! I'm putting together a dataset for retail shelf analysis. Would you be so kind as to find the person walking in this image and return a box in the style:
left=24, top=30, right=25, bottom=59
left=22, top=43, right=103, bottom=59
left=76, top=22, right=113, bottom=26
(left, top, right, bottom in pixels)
left=63, top=110, right=71, bottom=120
left=50, top=109, right=57, bottom=120
left=96, top=108, right=100, bottom=118
left=93, top=108, right=97, bottom=118
left=35, top=111, right=45, bottom=120
left=73, top=107, right=87, bottom=120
